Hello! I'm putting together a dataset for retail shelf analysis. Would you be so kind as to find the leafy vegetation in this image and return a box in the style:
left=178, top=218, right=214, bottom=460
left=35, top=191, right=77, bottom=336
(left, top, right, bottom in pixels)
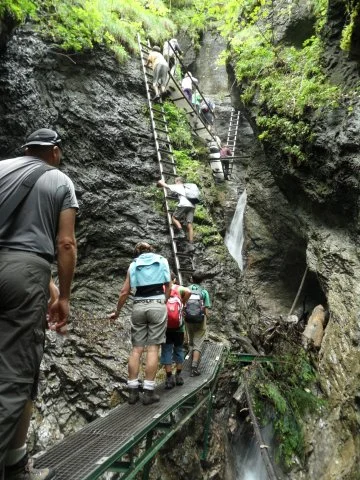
left=340, top=1, right=360, bottom=51
left=165, top=0, right=341, bottom=165
left=0, top=0, right=37, bottom=21
left=1, top=0, right=176, bottom=61
left=208, top=0, right=340, bottom=165
left=163, top=102, right=194, bottom=149
left=247, top=349, right=325, bottom=469
left=159, top=101, right=223, bottom=245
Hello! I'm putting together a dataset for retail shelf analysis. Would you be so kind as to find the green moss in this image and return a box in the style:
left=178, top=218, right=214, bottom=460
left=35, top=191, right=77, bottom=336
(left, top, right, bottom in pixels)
left=0, top=0, right=176, bottom=60
left=248, top=348, right=326, bottom=469
left=340, top=6, right=360, bottom=52
left=0, top=0, right=37, bottom=21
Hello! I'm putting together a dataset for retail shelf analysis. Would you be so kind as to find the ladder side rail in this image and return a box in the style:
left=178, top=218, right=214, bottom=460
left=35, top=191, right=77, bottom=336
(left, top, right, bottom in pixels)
left=138, top=35, right=184, bottom=284
left=166, top=70, right=223, bottom=182
left=167, top=42, right=215, bottom=124
left=226, top=109, right=241, bottom=177
left=167, top=69, right=217, bottom=144
left=228, top=110, right=241, bottom=176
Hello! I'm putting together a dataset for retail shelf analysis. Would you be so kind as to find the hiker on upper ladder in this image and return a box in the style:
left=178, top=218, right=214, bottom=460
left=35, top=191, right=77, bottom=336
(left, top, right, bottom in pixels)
left=157, top=176, right=201, bottom=252
left=145, top=46, right=169, bottom=102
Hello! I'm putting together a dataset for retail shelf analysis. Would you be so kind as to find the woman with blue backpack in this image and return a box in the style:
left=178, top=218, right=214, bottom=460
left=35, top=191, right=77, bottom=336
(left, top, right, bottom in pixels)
left=110, top=242, right=171, bottom=406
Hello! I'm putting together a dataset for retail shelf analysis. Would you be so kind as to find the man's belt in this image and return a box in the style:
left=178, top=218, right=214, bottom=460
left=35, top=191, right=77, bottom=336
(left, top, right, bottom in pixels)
left=0, top=247, right=53, bottom=263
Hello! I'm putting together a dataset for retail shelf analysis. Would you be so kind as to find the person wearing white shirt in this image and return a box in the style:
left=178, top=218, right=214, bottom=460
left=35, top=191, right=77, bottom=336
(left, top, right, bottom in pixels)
left=181, top=72, right=198, bottom=102
left=157, top=177, right=196, bottom=246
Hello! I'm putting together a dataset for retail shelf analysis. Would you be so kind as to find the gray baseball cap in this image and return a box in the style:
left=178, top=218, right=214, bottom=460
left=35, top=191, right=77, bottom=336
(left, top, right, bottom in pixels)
left=22, top=128, right=62, bottom=148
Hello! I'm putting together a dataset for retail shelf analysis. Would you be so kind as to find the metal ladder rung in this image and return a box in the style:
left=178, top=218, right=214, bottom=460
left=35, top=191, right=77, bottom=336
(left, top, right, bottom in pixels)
left=157, top=138, right=172, bottom=147
left=153, top=118, right=167, bottom=125
left=140, top=42, right=151, bottom=50
left=158, top=147, right=173, bottom=154
left=156, top=127, right=170, bottom=135
left=160, top=159, right=176, bottom=166
left=175, top=252, right=193, bottom=258
left=151, top=107, right=165, bottom=114
left=162, top=172, right=178, bottom=178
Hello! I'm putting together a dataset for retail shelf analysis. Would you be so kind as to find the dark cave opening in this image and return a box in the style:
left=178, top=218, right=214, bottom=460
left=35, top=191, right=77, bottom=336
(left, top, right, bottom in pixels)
left=279, top=245, right=328, bottom=318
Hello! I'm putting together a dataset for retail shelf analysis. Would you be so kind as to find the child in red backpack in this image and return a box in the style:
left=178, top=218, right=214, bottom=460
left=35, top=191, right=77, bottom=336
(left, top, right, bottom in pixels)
left=161, top=272, right=191, bottom=389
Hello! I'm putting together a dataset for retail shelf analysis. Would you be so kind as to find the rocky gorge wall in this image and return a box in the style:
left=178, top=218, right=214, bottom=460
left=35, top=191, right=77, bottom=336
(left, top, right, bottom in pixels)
left=0, top=22, right=249, bottom=477
left=233, top=1, right=360, bottom=478
left=1, top=3, right=360, bottom=477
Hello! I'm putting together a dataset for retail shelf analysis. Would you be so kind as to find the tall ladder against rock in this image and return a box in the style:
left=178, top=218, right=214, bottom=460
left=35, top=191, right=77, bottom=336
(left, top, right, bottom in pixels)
left=138, top=36, right=194, bottom=285
left=226, top=108, right=241, bottom=178
left=144, top=39, right=225, bottom=182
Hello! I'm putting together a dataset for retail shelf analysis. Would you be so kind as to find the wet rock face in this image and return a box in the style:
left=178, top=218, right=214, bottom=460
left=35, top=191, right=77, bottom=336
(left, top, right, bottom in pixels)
left=233, top=3, right=360, bottom=477
left=0, top=25, right=170, bottom=309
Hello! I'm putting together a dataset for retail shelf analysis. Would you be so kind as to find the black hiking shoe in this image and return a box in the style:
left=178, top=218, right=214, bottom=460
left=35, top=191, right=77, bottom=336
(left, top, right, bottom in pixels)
left=190, top=367, right=201, bottom=377
left=165, top=375, right=176, bottom=389
left=142, top=389, right=160, bottom=405
left=128, top=387, right=140, bottom=405
left=175, top=374, right=184, bottom=386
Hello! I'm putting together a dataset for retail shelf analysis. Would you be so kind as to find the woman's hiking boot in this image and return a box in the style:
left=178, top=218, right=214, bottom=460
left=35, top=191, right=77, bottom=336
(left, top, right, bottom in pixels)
left=4, top=454, right=55, bottom=480
left=128, top=387, right=140, bottom=405
left=190, top=367, right=201, bottom=377
left=165, top=375, right=176, bottom=389
left=142, top=389, right=160, bottom=405
left=175, top=374, right=184, bottom=386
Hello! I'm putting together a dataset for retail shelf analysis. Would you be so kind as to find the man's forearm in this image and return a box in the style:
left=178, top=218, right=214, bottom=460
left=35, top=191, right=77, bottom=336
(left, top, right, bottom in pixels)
left=57, top=240, right=77, bottom=300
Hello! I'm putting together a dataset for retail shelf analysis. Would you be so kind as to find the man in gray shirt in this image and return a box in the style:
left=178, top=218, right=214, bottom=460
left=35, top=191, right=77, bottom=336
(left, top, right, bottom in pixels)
left=0, top=128, right=78, bottom=480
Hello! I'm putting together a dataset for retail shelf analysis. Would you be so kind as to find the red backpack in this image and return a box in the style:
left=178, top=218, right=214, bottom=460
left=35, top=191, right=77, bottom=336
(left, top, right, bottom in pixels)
left=166, top=285, right=183, bottom=329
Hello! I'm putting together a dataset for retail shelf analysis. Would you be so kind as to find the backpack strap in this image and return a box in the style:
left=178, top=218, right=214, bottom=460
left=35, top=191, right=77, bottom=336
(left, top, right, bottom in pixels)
left=0, top=164, right=54, bottom=230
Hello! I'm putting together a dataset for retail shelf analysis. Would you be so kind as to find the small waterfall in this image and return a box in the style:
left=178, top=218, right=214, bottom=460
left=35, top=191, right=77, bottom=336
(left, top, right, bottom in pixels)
left=225, top=189, right=247, bottom=270
left=231, top=422, right=273, bottom=480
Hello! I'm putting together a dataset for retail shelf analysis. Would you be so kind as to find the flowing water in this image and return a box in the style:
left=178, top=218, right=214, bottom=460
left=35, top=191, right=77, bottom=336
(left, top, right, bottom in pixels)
left=225, top=190, right=247, bottom=270
left=231, top=422, right=273, bottom=480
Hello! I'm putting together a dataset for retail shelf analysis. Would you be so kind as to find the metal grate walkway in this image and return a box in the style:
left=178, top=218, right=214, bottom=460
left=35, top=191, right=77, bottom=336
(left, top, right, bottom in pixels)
left=35, top=342, right=226, bottom=480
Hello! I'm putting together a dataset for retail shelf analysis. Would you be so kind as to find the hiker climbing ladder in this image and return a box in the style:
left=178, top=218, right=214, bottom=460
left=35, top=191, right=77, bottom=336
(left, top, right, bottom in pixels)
left=225, top=108, right=241, bottom=178
left=138, top=36, right=194, bottom=285
left=146, top=38, right=225, bottom=182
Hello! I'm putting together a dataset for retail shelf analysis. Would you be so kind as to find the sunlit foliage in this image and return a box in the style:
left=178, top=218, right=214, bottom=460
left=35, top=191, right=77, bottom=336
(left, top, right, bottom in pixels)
left=248, top=348, right=326, bottom=469
left=1, top=0, right=176, bottom=61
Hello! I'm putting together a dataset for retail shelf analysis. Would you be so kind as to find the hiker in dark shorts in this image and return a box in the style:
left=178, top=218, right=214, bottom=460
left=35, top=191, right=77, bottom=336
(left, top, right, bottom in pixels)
left=110, top=242, right=171, bottom=406
left=161, top=272, right=191, bottom=389
left=157, top=177, right=199, bottom=250
left=0, top=128, right=78, bottom=480
left=220, top=144, right=232, bottom=180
